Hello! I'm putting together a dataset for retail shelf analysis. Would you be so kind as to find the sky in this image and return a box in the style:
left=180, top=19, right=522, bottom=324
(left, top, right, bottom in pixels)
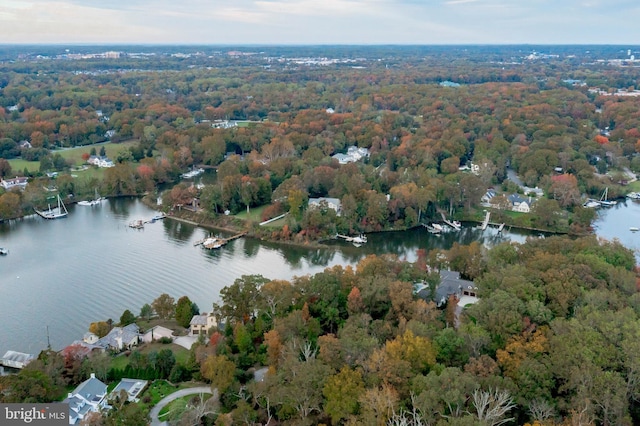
left=0, top=0, right=638, bottom=45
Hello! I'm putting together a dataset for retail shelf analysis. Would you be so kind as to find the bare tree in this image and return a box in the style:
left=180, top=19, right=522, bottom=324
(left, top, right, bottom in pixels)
left=528, top=398, right=556, bottom=423
left=472, top=388, right=516, bottom=426
left=169, top=392, right=219, bottom=426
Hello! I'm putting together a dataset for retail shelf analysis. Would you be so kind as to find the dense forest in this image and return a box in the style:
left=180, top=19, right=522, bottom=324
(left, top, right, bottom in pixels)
left=2, top=235, right=639, bottom=425
left=1, top=46, right=640, bottom=240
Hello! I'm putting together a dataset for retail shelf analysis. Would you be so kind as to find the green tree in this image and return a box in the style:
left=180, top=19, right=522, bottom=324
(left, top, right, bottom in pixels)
left=176, top=296, right=195, bottom=328
left=119, top=309, right=136, bottom=326
left=140, top=303, right=154, bottom=321
left=152, top=293, right=175, bottom=320
left=89, top=321, right=110, bottom=338
left=323, top=366, right=365, bottom=423
left=201, top=355, right=236, bottom=394
left=213, top=275, right=269, bottom=325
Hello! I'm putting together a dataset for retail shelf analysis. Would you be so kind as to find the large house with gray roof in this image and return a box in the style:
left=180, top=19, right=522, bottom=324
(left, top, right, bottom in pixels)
left=96, top=324, right=139, bottom=352
left=64, top=373, right=109, bottom=424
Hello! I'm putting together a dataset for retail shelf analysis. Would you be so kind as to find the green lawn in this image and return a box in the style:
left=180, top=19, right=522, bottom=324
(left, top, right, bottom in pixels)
left=158, top=393, right=213, bottom=417
left=234, top=204, right=267, bottom=222
left=109, top=342, right=190, bottom=371
left=8, top=140, right=140, bottom=173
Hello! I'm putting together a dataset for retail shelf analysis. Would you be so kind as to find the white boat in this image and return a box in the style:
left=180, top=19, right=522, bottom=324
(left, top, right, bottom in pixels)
left=631, top=227, right=639, bottom=232
left=598, top=187, right=617, bottom=207
left=35, top=194, right=68, bottom=219
left=351, top=234, right=367, bottom=246
left=202, top=236, right=225, bottom=249
left=181, top=167, right=205, bottom=179
left=128, top=219, right=144, bottom=229
left=77, top=189, right=105, bottom=206
left=0, top=248, right=8, bottom=255
left=583, top=199, right=600, bottom=209
left=627, top=192, right=640, bottom=200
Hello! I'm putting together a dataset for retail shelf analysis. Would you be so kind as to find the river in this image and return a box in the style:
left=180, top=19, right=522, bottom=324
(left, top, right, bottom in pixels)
left=0, top=198, right=573, bottom=357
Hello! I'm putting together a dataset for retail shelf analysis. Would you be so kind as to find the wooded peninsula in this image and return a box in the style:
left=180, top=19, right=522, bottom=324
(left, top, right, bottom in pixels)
left=1, top=45, right=640, bottom=425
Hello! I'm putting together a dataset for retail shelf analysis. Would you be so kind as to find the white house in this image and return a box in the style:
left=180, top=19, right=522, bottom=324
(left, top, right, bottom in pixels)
left=189, top=313, right=218, bottom=336
left=508, top=194, right=532, bottom=213
left=331, top=146, right=370, bottom=165
left=64, top=373, right=109, bottom=424
left=308, top=197, right=342, bottom=216
left=1, top=176, right=28, bottom=191
left=87, top=155, right=114, bottom=168
left=96, top=324, right=139, bottom=352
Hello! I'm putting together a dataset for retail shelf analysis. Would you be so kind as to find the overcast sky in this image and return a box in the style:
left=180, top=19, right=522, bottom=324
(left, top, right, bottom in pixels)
left=1, top=0, right=638, bottom=45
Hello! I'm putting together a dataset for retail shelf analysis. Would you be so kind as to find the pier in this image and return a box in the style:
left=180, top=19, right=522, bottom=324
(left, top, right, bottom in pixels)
left=195, top=232, right=247, bottom=249
left=336, top=234, right=367, bottom=245
left=481, top=211, right=491, bottom=230
left=440, top=213, right=461, bottom=230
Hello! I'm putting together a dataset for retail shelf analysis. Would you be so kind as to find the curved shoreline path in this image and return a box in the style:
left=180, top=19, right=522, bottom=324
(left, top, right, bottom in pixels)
left=149, top=386, right=214, bottom=426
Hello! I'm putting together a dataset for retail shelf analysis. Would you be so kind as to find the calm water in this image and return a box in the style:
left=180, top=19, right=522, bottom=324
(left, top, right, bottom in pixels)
left=0, top=198, right=557, bottom=356
left=593, top=199, right=640, bottom=260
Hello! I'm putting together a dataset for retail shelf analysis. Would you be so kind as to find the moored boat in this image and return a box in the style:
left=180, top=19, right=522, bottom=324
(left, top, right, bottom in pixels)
left=128, top=219, right=144, bottom=229
left=35, top=194, right=68, bottom=219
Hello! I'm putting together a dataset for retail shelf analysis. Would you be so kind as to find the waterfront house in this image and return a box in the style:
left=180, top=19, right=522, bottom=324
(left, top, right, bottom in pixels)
left=0, top=176, right=28, bottom=191
left=59, top=341, right=104, bottom=360
left=508, top=194, right=532, bottom=213
left=96, top=324, right=139, bottom=352
left=308, top=197, right=342, bottom=216
left=64, top=373, right=109, bottom=424
left=83, top=332, right=99, bottom=344
left=189, top=313, right=218, bottom=336
left=0, top=350, right=35, bottom=369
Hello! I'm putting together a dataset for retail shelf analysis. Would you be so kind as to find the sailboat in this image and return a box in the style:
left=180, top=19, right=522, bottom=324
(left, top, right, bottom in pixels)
left=77, top=189, right=105, bottom=206
left=35, top=194, right=68, bottom=219
left=599, top=187, right=617, bottom=207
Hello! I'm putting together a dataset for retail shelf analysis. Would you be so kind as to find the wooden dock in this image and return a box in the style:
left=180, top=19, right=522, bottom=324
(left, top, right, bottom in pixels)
left=195, top=232, right=247, bottom=249
left=440, top=212, right=461, bottom=230
left=481, top=211, right=491, bottom=230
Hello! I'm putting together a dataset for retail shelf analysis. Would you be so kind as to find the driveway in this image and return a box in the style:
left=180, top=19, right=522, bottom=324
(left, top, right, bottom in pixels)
left=149, top=386, right=213, bottom=426
left=173, top=335, right=197, bottom=349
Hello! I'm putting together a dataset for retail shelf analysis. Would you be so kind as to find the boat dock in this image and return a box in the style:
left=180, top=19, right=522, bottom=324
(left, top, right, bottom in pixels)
left=481, top=211, right=491, bottom=230
left=194, top=232, right=247, bottom=249
left=336, top=234, right=368, bottom=245
left=440, top=213, right=461, bottom=230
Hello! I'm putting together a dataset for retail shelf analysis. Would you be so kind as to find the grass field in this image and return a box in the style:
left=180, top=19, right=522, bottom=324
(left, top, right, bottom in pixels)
left=7, top=140, right=140, bottom=173
left=109, top=342, right=190, bottom=371
left=234, top=204, right=267, bottom=222
left=158, top=393, right=213, bottom=417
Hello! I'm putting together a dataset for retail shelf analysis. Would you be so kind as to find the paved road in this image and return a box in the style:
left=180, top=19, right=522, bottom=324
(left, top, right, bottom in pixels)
left=149, top=386, right=213, bottom=426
